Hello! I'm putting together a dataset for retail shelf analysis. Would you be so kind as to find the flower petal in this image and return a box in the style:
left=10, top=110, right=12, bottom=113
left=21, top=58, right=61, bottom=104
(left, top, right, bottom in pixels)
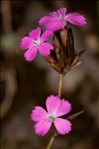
left=59, top=7, right=67, bottom=15
left=41, top=30, right=53, bottom=41
left=65, top=13, right=87, bottom=26
left=39, top=42, right=53, bottom=56
left=29, top=27, right=41, bottom=39
left=31, top=106, right=48, bottom=122
left=45, top=19, right=65, bottom=31
left=57, top=99, right=72, bottom=117
left=20, top=37, right=33, bottom=49
left=24, top=46, right=37, bottom=61
left=46, top=95, right=61, bottom=115
left=39, top=16, right=51, bottom=25
left=34, top=119, right=52, bottom=136
left=50, top=11, right=58, bottom=17
left=54, top=118, right=72, bottom=135
left=50, top=7, right=67, bottom=17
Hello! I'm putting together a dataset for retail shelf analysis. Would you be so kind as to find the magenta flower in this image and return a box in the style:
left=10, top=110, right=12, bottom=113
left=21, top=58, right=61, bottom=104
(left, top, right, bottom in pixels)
left=20, top=27, right=53, bottom=61
left=31, top=95, right=72, bottom=136
left=39, top=7, right=87, bottom=31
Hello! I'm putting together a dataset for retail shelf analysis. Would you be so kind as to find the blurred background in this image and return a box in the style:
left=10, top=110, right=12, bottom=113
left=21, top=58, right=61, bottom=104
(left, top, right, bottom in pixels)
left=0, top=0, right=99, bottom=149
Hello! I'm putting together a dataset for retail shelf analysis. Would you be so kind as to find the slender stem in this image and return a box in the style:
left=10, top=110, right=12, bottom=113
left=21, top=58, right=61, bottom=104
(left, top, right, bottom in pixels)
left=67, top=110, right=85, bottom=120
left=46, top=133, right=57, bottom=149
left=46, top=74, right=63, bottom=149
left=58, top=74, right=63, bottom=98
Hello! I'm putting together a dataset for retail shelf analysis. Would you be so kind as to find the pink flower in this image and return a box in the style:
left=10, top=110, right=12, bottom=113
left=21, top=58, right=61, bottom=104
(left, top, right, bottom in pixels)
left=20, top=27, right=53, bottom=61
left=31, top=95, right=72, bottom=136
left=39, top=7, right=87, bottom=31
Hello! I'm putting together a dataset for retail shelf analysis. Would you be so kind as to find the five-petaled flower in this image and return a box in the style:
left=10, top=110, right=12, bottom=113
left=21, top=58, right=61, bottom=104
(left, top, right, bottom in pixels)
left=31, top=95, right=72, bottom=136
left=39, top=7, right=87, bottom=31
left=20, top=27, right=53, bottom=61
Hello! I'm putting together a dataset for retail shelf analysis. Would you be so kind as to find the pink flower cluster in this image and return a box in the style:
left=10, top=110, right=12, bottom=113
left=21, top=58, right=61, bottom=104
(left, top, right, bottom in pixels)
left=20, top=7, right=87, bottom=136
left=20, top=7, right=86, bottom=61
left=31, top=95, right=72, bottom=136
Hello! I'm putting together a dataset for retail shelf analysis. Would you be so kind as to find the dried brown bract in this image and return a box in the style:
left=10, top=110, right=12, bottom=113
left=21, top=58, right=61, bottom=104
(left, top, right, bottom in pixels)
left=45, top=27, right=85, bottom=75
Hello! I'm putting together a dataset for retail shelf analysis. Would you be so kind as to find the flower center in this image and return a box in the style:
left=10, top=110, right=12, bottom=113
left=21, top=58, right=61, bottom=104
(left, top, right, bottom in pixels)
left=58, top=14, right=65, bottom=19
left=33, top=39, right=41, bottom=46
left=49, top=114, right=56, bottom=122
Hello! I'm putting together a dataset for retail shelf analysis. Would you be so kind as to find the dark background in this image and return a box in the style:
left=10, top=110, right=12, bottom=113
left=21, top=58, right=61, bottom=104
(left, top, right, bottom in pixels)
left=1, top=0, right=99, bottom=149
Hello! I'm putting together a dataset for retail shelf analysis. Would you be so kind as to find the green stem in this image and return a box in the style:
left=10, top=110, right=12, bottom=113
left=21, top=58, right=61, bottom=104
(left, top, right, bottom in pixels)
left=67, top=110, right=85, bottom=120
left=46, top=133, right=57, bottom=149
left=46, top=74, right=63, bottom=149
left=58, top=74, right=63, bottom=98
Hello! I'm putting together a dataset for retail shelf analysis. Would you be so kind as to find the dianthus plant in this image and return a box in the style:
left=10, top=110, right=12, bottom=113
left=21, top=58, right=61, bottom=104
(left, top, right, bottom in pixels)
left=20, top=7, right=87, bottom=149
